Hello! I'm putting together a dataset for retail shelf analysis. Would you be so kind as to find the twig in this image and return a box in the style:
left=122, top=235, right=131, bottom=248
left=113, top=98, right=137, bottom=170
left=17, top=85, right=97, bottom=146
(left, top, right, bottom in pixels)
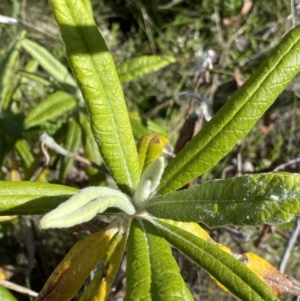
left=30, top=132, right=107, bottom=181
left=41, top=133, right=106, bottom=171
left=0, top=280, right=38, bottom=298
left=279, top=217, right=300, bottom=273
left=273, top=156, right=300, bottom=171
left=291, top=0, right=297, bottom=28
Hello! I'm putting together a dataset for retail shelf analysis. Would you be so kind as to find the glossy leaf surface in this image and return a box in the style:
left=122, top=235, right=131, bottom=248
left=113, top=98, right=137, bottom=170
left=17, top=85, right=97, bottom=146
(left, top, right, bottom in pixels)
left=0, top=181, right=78, bottom=215
left=158, top=25, right=300, bottom=194
left=151, top=218, right=279, bottom=301
left=126, top=219, right=194, bottom=301
left=50, top=0, right=140, bottom=194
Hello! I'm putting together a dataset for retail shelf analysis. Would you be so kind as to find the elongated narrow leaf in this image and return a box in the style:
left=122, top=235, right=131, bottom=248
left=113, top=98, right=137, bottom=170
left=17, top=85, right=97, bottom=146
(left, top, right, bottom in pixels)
left=0, top=181, right=78, bottom=215
left=133, top=157, right=165, bottom=209
left=15, top=139, right=34, bottom=170
left=59, top=118, right=82, bottom=180
left=21, top=38, right=77, bottom=93
left=148, top=173, right=300, bottom=226
left=24, top=91, right=77, bottom=129
left=40, top=187, right=135, bottom=229
left=79, top=226, right=128, bottom=301
left=0, top=31, right=25, bottom=111
left=19, top=70, right=51, bottom=87
left=158, top=25, right=300, bottom=194
left=150, top=218, right=279, bottom=301
left=50, top=0, right=140, bottom=194
left=79, top=114, right=104, bottom=184
left=160, top=219, right=300, bottom=296
left=35, top=229, right=118, bottom=301
left=126, top=219, right=194, bottom=301
left=117, top=55, right=175, bottom=83
left=138, top=134, right=169, bottom=173
left=129, top=112, right=168, bottom=140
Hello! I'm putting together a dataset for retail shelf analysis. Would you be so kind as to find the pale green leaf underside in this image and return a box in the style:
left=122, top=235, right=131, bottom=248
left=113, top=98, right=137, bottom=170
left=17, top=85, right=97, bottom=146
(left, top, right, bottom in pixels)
left=40, top=187, right=135, bottom=229
left=133, top=157, right=165, bottom=209
left=158, top=25, right=300, bottom=194
left=126, top=219, right=194, bottom=301
left=0, top=181, right=78, bottom=215
left=117, top=55, right=175, bottom=83
left=151, top=218, right=279, bottom=301
left=148, top=173, right=300, bottom=226
left=24, top=91, right=77, bottom=129
left=50, top=0, right=140, bottom=194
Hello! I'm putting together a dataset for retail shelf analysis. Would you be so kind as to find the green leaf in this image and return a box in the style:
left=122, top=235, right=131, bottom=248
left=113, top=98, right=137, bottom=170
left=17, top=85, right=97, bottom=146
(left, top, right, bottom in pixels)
left=0, top=286, right=18, bottom=301
left=82, top=0, right=93, bottom=17
left=24, top=91, right=77, bottom=129
left=40, top=186, right=135, bottom=229
left=0, top=181, right=78, bottom=215
left=126, top=219, right=194, bottom=301
left=19, top=70, right=51, bottom=87
left=15, top=139, right=34, bottom=170
left=148, top=173, right=300, bottom=227
left=0, top=31, right=25, bottom=111
left=20, top=38, right=77, bottom=93
left=79, top=226, right=128, bottom=301
left=50, top=0, right=140, bottom=194
left=129, top=112, right=168, bottom=140
left=138, top=134, right=169, bottom=174
left=117, top=55, right=175, bottom=83
left=133, top=157, right=165, bottom=209
left=59, top=118, right=82, bottom=180
left=79, top=114, right=104, bottom=184
left=157, top=25, right=300, bottom=194
left=150, top=218, right=279, bottom=301
left=36, top=229, right=117, bottom=301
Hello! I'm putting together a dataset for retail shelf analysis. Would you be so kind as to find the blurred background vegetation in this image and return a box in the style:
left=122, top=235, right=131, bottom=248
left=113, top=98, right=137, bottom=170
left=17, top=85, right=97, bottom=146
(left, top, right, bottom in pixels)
left=0, top=0, right=300, bottom=300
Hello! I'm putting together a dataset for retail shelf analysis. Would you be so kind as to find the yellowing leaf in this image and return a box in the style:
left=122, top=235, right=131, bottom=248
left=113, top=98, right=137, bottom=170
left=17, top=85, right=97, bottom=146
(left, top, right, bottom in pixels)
left=79, top=227, right=128, bottom=301
left=97, top=231, right=127, bottom=301
left=36, top=228, right=117, bottom=301
left=161, top=219, right=211, bottom=241
left=138, top=134, right=169, bottom=173
left=243, top=252, right=300, bottom=296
